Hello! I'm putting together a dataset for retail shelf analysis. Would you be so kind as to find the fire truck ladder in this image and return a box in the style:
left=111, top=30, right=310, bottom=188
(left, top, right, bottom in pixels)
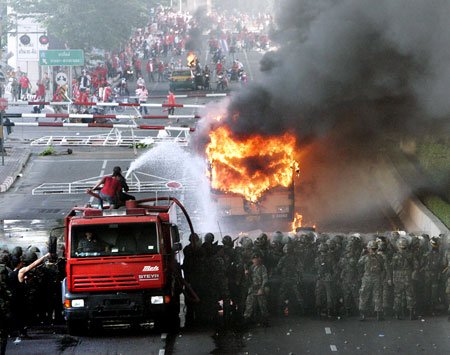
left=29, top=127, right=191, bottom=147
left=31, top=171, right=198, bottom=196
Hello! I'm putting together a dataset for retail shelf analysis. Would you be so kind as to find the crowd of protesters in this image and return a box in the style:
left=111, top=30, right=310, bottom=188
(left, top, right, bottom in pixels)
left=2, top=7, right=273, bottom=118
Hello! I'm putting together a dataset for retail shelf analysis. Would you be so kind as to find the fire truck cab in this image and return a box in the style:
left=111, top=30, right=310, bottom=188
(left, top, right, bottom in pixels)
left=62, top=198, right=192, bottom=334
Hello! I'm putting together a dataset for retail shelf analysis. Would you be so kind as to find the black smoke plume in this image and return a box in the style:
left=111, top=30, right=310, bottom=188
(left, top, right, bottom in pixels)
left=200, top=0, right=450, bottom=229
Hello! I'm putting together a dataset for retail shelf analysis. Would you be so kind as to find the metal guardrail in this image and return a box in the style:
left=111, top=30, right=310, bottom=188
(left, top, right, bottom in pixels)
left=29, top=127, right=191, bottom=147
left=32, top=171, right=198, bottom=195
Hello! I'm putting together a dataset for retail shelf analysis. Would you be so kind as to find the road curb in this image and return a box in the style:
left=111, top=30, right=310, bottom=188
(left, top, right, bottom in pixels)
left=0, top=150, right=31, bottom=193
left=375, top=153, right=449, bottom=238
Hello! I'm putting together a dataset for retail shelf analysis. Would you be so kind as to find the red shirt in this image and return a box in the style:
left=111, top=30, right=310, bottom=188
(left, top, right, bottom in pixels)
left=36, top=84, right=46, bottom=98
left=134, top=59, right=142, bottom=70
left=101, top=176, right=121, bottom=197
left=19, top=76, right=30, bottom=88
left=167, top=93, right=176, bottom=105
left=103, top=86, right=112, bottom=102
left=216, top=62, right=223, bottom=74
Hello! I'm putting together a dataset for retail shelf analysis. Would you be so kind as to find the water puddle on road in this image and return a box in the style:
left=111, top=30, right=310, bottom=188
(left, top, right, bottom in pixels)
left=0, top=219, right=63, bottom=252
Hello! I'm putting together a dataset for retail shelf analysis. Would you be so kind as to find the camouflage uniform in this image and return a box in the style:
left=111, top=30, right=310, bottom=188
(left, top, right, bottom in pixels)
left=243, top=255, right=269, bottom=323
left=296, top=233, right=317, bottom=313
left=0, top=263, right=12, bottom=355
left=327, top=238, right=342, bottom=313
left=410, top=237, right=426, bottom=315
left=235, top=238, right=253, bottom=319
left=339, top=247, right=360, bottom=315
left=377, top=238, right=394, bottom=316
left=358, top=241, right=386, bottom=319
left=424, top=238, right=447, bottom=313
left=253, top=234, right=271, bottom=272
left=276, top=242, right=303, bottom=315
left=315, top=244, right=336, bottom=316
left=268, top=232, right=285, bottom=314
left=391, top=239, right=416, bottom=319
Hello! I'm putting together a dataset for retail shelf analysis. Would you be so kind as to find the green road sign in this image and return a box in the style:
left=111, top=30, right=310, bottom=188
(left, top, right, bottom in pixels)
left=39, top=50, right=84, bottom=66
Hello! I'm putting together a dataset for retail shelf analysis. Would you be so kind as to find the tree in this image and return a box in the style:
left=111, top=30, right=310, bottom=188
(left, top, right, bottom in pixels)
left=11, top=0, right=150, bottom=50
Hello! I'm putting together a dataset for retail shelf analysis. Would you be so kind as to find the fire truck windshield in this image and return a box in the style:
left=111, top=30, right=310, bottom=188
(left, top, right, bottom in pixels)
left=71, top=222, right=159, bottom=257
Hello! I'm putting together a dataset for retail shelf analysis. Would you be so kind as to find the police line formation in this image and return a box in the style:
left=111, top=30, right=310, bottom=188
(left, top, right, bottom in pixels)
left=0, top=230, right=449, bottom=348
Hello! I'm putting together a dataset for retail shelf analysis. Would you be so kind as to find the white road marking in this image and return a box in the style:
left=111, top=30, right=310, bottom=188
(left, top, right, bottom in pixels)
left=159, top=349, right=165, bottom=355
left=325, top=327, right=332, bottom=334
left=330, top=345, right=338, bottom=352
left=100, top=159, right=107, bottom=173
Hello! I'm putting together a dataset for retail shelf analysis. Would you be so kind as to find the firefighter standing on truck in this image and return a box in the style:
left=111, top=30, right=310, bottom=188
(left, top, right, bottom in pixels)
left=87, top=167, right=123, bottom=209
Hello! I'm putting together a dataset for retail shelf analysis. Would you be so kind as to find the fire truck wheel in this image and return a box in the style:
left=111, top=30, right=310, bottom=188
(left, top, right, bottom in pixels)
left=67, top=319, right=87, bottom=336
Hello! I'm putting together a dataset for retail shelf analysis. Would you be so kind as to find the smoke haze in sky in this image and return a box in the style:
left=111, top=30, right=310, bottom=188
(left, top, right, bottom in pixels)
left=227, top=0, right=450, bottom=143
left=204, top=0, right=450, bottom=228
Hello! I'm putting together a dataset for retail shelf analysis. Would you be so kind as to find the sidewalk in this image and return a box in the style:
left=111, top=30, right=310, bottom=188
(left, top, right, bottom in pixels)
left=0, top=143, right=31, bottom=192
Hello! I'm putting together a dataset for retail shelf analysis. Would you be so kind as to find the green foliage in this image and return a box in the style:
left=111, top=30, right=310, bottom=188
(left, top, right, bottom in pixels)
left=39, top=146, right=56, bottom=156
left=422, top=195, right=450, bottom=229
left=11, top=0, right=149, bottom=50
left=416, top=137, right=450, bottom=200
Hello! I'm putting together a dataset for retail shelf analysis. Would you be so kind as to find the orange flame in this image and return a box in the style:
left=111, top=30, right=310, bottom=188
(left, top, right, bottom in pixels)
left=187, top=51, right=197, bottom=67
left=206, top=126, right=298, bottom=202
left=291, top=212, right=303, bottom=232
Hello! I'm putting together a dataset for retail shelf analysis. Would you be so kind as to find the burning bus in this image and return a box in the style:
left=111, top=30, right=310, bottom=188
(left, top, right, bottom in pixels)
left=205, top=125, right=300, bottom=228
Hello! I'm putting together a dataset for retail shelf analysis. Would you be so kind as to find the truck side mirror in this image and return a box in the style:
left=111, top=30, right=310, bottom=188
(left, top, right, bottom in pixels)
left=48, top=235, right=57, bottom=260
left=49, top=235, right=57, bottom=255
left=49, top=226, right=65, bottom=258
left=170, top=225, right=180, bottom=243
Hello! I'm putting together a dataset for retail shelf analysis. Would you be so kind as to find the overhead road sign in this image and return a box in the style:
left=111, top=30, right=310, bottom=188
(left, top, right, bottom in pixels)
left=39, top=49, right=84, bottom=66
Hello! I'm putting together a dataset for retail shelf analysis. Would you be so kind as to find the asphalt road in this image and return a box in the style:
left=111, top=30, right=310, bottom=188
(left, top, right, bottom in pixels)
left=6, top=314, right=450, bottom=354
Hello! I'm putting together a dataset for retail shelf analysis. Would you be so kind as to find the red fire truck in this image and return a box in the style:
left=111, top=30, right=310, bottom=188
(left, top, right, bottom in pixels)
left=61, top=197, right=195, bottom=334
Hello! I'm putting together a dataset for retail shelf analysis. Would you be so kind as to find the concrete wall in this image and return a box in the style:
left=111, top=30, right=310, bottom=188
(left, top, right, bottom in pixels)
left=375, top=154, right=449, bottom=238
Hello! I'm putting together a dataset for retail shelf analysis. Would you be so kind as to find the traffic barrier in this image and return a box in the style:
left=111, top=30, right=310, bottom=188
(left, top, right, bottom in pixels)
left=4, top=113, right=200, bottom=119
left=9, top=122, right=196, bottom=131
left=8, top=101, right=206, bottom=108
